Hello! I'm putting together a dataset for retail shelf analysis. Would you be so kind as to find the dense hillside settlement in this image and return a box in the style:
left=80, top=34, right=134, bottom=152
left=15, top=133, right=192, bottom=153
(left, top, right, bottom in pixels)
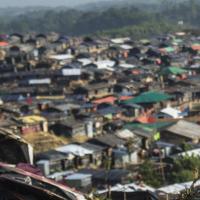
left=1, top=31, right=200, bottom=199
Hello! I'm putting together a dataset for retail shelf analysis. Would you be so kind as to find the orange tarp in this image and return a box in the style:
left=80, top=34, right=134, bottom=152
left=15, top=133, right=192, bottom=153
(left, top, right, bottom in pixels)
left=0, top=41, right=9, bottom=47
left=132, top=70, right=140, bottom=75
left=119, top=96, right=133, bottom=101
left=93, top=96, right=117, bottom=104
left=191, top=45, right=200, bottom=51
left=136, top=115, right=156, bottom=124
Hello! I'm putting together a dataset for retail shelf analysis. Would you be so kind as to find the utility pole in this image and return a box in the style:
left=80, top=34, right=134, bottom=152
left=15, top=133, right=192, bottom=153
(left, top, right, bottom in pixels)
left=123, top=185, right=127, bottom=200
left=159, top=148, right=166, bottom=184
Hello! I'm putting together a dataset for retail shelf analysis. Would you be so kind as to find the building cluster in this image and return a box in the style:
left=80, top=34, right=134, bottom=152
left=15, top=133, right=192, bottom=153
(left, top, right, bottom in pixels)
left=1, top=31, right=200, bottom=199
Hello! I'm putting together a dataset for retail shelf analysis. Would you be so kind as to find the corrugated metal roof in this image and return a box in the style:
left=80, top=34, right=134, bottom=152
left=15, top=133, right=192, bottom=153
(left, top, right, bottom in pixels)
left=166, top=120, right=200, bottom=139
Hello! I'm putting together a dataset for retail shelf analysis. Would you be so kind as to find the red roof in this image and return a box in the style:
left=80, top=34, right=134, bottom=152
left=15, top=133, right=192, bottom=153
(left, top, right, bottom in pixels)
left=93, top=96, right=117, bottom=104
left=136, top=115, right=156, bottom=124
left=0, top=41, right=9, bottom=47
left=191, top=45, right=200, bottom=51
left=119, top=96, right=133, bottom=101
left=132, top=70, right=141, bottom=75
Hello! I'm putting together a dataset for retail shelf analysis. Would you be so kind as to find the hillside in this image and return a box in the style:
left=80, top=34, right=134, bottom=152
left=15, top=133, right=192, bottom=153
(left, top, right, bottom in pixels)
left=0, top=0, right=198, bottom=37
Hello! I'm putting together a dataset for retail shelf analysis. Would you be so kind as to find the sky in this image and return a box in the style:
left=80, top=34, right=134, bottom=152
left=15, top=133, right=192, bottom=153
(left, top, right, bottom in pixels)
left=0, top=0, right=107, bottom=7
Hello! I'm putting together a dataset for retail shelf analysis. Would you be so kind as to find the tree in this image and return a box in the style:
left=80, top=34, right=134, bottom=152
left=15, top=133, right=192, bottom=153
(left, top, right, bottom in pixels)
left=171, top=155, right=200, bottom=184
left=139, top=160, right=162, bottom=187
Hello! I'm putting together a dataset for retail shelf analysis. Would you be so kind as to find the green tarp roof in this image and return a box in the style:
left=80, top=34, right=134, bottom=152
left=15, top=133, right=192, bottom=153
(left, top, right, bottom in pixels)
left=161, top=47, right=175, bottom=52
left=124, top=122, right=174, bottom=131
left=173, top=39, right=183, bottom=43
left=172, top=39, right=183, bottom=45
left=124, top=91, right=172, bottom=104
left=160, top=67, right=187, bottom=75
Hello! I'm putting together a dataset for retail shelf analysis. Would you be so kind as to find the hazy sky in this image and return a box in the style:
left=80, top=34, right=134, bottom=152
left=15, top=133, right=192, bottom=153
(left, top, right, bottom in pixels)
left=0, top=0, right=107, bottom=7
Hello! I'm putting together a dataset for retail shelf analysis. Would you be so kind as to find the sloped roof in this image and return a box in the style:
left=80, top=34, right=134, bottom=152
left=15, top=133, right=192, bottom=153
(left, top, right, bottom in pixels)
left=0, top=163, right=86, bottom=200
left=124, top=122, right=173, bottom=132
left=124, top=91, right=172, bottom=104
left=88, top=134, right=126, bottom=147
left=48, top=54, right=74, bottom=60
left=136, top=115, right=156, bottom=123
left=116, top=129, right=135, bottom=139
left=159, top=47, right=175, bottom=53
left=0, top=41, right=9, bottom=47
left=19, top=115, right=47, bottom=124
left=160, top=67, right=187, bottom=75
left=93, top=96, right=117, bottom=104
left=81, top=142, right=105, bottom=152
left=166, top=120, right=200, bottom=139
left=56, top=144, right=93, bottom=156
left=157, top=180, right=200, bottom=195
left=191, top=44, right=200, bottom=51
left=161, top=107, right=182, bottom=118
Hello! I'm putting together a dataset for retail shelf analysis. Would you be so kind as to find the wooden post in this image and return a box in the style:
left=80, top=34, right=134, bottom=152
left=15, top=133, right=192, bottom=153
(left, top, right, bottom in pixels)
left=160, top=148, right=165, bottom=183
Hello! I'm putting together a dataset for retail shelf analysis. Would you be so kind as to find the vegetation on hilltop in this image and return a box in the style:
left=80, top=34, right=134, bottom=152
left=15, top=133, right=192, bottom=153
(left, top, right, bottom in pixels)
left=0, top=0, right=200, bottom=38
left=0, top=0, right=199, bottom=37
left=139, top=155, right=200, bottom=188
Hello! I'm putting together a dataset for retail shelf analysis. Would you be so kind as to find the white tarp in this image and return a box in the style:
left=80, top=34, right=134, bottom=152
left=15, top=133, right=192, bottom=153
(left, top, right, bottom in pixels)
left=120, top=44, right=133, bottom=50
left=94, top=60, right=115, bottom=69
left=176, top=148, right=200, bottom=157
left=29, top=78, right=51, bottom=85
left=119, top=63, right=135, bottom=69
left=62, top=69, right=81, bottom=76
left=116, top=129, right=135, bottom=139
left=157, top=180, right=200, bottom=194
left=49, top=54, right=74, bottom=60
left=56, top=144, right=93, bottom=157
left=111, top=37, right=130, bottom=44
left=65, top=173, right=92, bottom=180
left=161, top=107, right=182, bottom=118
left=97, top=183, right=155, bottom=194
left=77, top=58, right=92, bottom=66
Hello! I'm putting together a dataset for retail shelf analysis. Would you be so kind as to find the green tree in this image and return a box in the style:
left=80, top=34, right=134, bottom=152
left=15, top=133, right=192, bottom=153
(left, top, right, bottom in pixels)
left=171, top=155, right=200, bottom=184
left=139, top=160, right=163, bottom=187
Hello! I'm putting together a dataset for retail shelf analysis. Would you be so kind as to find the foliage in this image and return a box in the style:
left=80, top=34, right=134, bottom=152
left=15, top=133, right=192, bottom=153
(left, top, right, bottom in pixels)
left=0, top=1, right=199, bottom=38
left=171, top=169, right=194, bottom=183
left=180, top=142, right=193, bottom=152
left=97, top=20, right=179, bottom=39
left=0, top=5, right=186, bottom=36
left=176, top=177, right=200, bottom=200
left=171, top=155, right=200, bottom=184
left=139, top=160, right=163, bottom=188
left=139, top=155, right=200, bottom=189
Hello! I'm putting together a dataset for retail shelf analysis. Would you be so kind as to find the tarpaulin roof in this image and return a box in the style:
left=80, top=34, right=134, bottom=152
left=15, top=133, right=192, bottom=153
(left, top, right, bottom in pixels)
left=124, top=91, right=172, bottom=104
left=19, top=115, right=47, bottom=124
left=119, top=96, right=133, bottom=101
left=191, top=44, right=200, bottom=51
left=56, top=144, right=93, bottom=157
left=97, top=182, right=155, bottom=194
left=161, top=107, right=182, bottom=118
left=0, top=41, right=9, bottom=47
left=160, top=66, right=187, bottom=75
left=159, top=47, right=175, bottom=53
left=93, top=96, right=117, bottom=104
left=115, top=129, right=135, bottom=139
left=157, top=180, right=200, bottom=195
left=124, top=122, right=173, bottom=131
left=136, top=115, right=156, bottom=124
left=49, top=54, right=74, bottom=60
